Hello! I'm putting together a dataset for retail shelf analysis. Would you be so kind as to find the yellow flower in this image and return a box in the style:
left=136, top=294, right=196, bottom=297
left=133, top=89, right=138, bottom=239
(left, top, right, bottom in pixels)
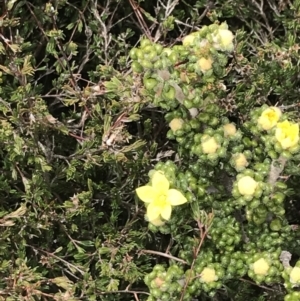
left=213, top=29, right=234, bottom=51
left=136, top=171, right=187, bottom=222
left=224, top=123, right=237, bottom=137
left=258, top=107, right=282, bottom=130
left=201, top=135, right=219, bottom=154
left=253, top=258, right=269, bottom=276
left=275, top=120, right=299, bottom=149
left=237, top=176, right=258, bottom=196
left=169, top=118, right=184, bottom=132
left=201, top=267, right=217, bottom=283
left=182, top=33, right=197, bottom=46
left=146, top=216, right=165, bottom=226
left=197, top=57, right=213, bottom=72
left=290, top=267, right=300, bottom=283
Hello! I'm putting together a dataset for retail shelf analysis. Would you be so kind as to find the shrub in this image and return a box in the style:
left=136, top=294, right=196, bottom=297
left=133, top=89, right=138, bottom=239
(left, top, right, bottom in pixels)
left=1, top=0, right=300, bottom=301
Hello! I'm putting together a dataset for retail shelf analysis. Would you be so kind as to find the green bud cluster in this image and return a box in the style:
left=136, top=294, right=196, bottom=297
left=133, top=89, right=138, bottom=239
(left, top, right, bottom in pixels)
left=176, top=244, right=226, bottom=297
left=210, top=216, right=242, bottom=252
left=284, top=292, right=300, bottom=301
left=232, top=169, right=264, bottom=201
left=130, top=23, right=235, bottom=112
left=166, top=105, right=246, bottom=169
left=176, top=170, right=204, bottom=203
left=145, top=258, right=227, bottom=300
left=167, top=104, right=228, bottom=160
left=282, top=259, right=300, bottom=293
left=231, top=167, right=288, bottom=226
left=244, top=105, right=300, bottom=159
left=187, top=262, right=225, bottom=296
left=247, top=250, right=283, bottom=284
left=216, top=251, right=248, bottom=279
left=211, top=198, right=235, bottom=217
left=178, top=237, right=208, bottom=265
left=130, top=39, right=166, bottom=73
left=190, top=117, right=241, bottom=165
left=144, top=264, right=185, bottom=301
left=244, top=223, right=292, bottom=253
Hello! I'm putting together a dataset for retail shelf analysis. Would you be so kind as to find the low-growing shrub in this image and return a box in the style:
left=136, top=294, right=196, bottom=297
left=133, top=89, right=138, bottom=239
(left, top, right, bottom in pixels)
left=1, top=0, right=300, bottom=301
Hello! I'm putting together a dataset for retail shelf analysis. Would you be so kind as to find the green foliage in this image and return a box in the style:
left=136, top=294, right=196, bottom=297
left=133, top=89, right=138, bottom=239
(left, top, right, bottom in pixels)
left=1, top=0, right=300, bottom=301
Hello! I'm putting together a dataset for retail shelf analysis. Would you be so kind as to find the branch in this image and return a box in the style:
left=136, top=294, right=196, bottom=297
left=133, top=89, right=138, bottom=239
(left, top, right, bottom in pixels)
left=140, top=249, right=188, bottom=264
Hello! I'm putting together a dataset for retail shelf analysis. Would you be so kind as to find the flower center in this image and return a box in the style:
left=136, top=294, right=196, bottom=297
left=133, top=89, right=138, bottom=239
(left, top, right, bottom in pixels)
left=154, top=194, right=167, bottom=207
left=266, top=111, right=276, bottom=121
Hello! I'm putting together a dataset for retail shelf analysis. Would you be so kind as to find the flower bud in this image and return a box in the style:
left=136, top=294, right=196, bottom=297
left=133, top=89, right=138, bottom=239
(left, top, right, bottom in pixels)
left=237, top=176, right=258, bottom=196
left=258, top=107, right=282, bottom=130
left=253, top=258, right=269, bottom=276
left=201, top=135, right=220, bottom=154
left=224, top=123, right=237, bottom=137
left=169, top=118, right=184, bottom=132
left=201, top=267, right=217, bottom=283
left=182, top=33, right=197, bottom=46
left=232, top=153, right=249, bottom=171
left=197, top=57, right=213, bottom=73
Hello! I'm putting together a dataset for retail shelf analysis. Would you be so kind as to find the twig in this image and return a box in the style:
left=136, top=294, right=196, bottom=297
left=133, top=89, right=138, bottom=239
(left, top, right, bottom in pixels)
left=268, top=155, right=287, bottom=186
left=128, top=0, right=152, bottom=39
left=140, top=249, right=187, bottom=264
left=249, top=0, right=274, bottom=39
left=154, top=0, right=179, bottom=42
left=97, top=289, right=150, bottom=296
left=239, top=277, right=277, bottom=291
left=28, top=245, right=86, bottom=276
left=175, top=19, right=200, bottom=30
left=91, top=1, right=112, bottom=64
left=266, top=0, right=281, bottom=16
left=179, top=213, right=214, bottom=301
left=134, top=292, right=140, bottom=301
left=196, top=2, right=213, bottom=26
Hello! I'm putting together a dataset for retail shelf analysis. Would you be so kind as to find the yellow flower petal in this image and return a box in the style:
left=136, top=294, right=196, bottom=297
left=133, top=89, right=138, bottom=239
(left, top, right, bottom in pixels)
left=167, top=189, right=187, bottom=206
left=275, top=120, right=299, bottom=149
left=160, top=204, right=172, bottom=220
left=218, top=29, right=234, bottom=46
left=152, top=171, right=169, bottom=194
left=148, top=217, right=165, bottom=226
left=136, top=186, right=158, bottom=203
left=290, top=266, right=300, bottom=283
left=146, top=202, right=161, bottom=221
left=182, top=33, right=197, bottom=46
left=213, top=29, right=234, bottom=51
left=258, top=107, right=282, bottom=130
